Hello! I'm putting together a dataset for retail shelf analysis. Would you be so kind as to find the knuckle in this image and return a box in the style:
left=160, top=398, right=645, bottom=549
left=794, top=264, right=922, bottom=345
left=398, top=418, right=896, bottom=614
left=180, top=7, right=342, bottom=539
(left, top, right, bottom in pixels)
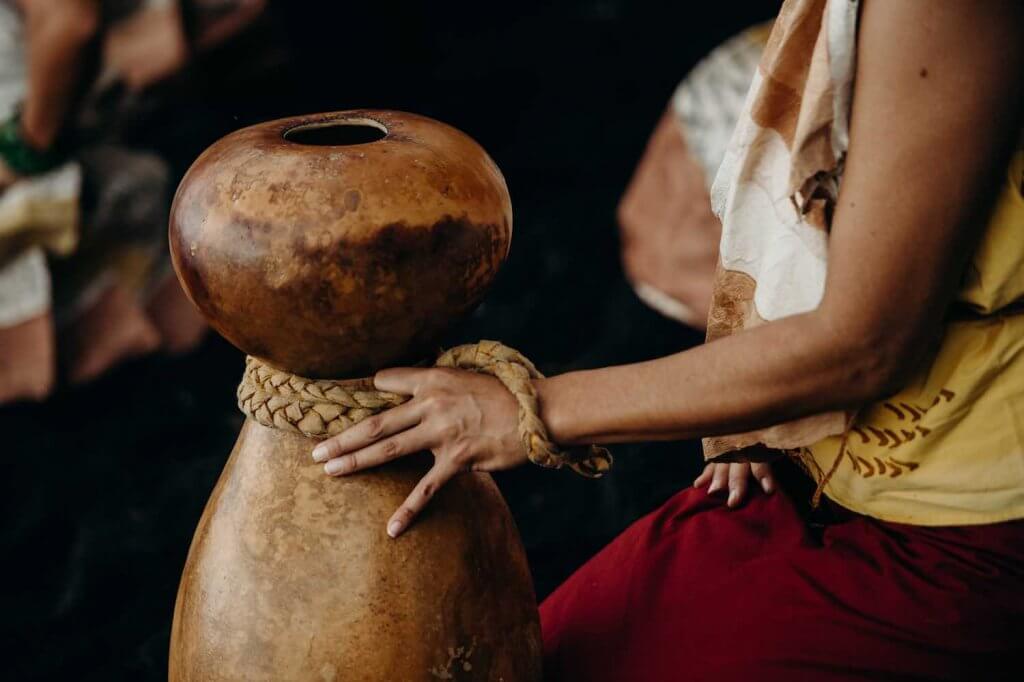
left=346, top=453, right=359, bottom=473
left=420, top=392, right=446, bottom=413
left=435, top=392, right=458, bottom=411
left=364, top=416, right=384, bottom=439
left=438, top=422, right=460, bottom=443
left=380, top=438, right=400, bottom=458
left=450, top=442, right=474, bottom=467
left=420, top=481, right=437, bottom=501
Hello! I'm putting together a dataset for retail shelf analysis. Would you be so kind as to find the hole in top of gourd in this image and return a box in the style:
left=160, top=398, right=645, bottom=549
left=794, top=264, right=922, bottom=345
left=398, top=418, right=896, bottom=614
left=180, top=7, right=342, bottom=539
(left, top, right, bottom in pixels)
left=284, top=119, right=387, bottom=146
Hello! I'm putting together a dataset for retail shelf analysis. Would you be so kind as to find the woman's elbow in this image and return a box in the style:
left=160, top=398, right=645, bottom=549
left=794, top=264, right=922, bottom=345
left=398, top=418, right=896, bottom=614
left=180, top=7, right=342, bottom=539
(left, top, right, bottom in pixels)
left=845, top=352, right=911, bottom=404
left=817, top=318, right=925, bottom=405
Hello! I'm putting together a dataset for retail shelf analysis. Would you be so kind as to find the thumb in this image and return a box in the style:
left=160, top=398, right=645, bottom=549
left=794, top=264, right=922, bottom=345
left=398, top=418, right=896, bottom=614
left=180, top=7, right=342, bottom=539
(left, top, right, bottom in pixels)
left=374, top=367, right=432, bottom=395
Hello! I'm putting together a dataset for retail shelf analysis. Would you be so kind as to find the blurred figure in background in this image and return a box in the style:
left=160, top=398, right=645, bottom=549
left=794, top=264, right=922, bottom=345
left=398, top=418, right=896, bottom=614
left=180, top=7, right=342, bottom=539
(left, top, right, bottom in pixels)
left=618, top=23, right=771, bottom=330
left=0, top=0, right=265, bottom=404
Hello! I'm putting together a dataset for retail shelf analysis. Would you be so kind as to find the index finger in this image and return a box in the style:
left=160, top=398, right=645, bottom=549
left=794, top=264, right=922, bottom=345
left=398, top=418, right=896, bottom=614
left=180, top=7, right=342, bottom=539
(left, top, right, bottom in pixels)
left=386, top=463, right=457, bottom=538
left=312, top=400, right=423, bottom=462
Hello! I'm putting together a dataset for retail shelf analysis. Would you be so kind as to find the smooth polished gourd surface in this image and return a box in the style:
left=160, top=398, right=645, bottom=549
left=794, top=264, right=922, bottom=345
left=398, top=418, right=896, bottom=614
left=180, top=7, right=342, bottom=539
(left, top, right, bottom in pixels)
left=169, top=422, right=542, bottom=681
left=169, top=110, right=512, bottom=378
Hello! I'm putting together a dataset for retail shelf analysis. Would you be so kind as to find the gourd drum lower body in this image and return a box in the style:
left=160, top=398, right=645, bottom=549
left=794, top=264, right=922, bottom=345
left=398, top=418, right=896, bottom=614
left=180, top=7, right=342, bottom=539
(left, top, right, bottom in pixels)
left=169, top=420, right=542, bottom=681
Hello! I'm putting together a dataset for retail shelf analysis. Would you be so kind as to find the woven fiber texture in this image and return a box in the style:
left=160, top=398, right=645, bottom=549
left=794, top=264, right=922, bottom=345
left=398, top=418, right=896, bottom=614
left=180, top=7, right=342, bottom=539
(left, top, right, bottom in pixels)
left=237, top=339, right=612, bottom=478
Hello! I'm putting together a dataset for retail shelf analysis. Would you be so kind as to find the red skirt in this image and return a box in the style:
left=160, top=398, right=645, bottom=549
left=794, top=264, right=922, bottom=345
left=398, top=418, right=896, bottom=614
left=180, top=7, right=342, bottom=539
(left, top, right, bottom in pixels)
left=540, top=466, right=1024, bottom=681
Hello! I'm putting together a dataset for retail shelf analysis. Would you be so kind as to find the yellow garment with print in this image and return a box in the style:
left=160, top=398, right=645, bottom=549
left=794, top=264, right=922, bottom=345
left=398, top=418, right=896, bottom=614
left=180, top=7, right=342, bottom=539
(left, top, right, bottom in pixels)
left=805, top=149, right=1024, bottom=526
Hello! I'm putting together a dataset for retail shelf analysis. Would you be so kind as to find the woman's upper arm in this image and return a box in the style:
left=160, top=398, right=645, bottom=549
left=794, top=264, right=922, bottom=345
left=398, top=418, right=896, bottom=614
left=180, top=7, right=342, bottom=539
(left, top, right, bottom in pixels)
left=819, top=0, right=1023, bottom=387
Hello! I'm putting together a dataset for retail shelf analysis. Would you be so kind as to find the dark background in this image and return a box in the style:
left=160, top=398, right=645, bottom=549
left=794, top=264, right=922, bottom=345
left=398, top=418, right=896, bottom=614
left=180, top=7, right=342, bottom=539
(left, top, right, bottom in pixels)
left=1, top=1, right=775, bottom=679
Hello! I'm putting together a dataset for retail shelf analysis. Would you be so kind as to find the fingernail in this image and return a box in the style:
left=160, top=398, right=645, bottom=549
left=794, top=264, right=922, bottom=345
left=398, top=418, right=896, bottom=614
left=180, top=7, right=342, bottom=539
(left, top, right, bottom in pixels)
left=708, top=482, right=722, bottom=495
left=312, top=444, right=329, bottom=462
left=324, top=457, right=349, bottom=476
left=761, top=478, right=774, bottom=494
left=387, top=520, right=403, bottom=538
left=727, top=489, right=740, bottom=507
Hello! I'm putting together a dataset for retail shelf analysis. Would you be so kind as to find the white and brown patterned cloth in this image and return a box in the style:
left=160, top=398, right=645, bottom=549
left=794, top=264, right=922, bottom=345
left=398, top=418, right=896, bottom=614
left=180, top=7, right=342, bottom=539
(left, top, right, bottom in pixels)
left=622, top=24, right=769, bottom=329
left=703, top=0, right=860, bottom=458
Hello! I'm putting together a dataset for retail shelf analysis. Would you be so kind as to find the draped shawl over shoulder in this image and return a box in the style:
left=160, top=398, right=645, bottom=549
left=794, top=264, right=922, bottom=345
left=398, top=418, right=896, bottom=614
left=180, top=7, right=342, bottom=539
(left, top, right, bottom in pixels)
left=703, top=0, right=859, bottom=458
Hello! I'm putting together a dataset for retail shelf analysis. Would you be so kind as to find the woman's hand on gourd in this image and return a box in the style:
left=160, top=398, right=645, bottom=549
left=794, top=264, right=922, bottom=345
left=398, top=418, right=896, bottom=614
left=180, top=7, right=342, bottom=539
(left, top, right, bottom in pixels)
left=311, top=367, right=528, bottom=538
left=693, top=461, right=774, bottom=508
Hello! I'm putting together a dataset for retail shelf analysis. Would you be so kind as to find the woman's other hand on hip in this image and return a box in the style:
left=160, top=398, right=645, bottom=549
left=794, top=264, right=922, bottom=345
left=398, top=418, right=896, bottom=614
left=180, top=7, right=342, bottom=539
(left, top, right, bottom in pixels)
left=694, top=461, right=774, bottom=508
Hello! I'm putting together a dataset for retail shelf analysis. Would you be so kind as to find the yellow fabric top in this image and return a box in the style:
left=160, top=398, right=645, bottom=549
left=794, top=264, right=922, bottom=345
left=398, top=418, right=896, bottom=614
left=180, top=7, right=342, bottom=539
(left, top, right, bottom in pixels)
left=805, top=149, right=1024, bottom=525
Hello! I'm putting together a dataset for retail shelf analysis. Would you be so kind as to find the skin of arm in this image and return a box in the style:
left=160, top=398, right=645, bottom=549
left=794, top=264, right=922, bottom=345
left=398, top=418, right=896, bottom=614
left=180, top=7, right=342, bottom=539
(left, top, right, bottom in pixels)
left=314, top=0, right=1024, bottom=536
left=17, top=0, right=100, bottom=150
left=540, top=0, right=1024, bottom=447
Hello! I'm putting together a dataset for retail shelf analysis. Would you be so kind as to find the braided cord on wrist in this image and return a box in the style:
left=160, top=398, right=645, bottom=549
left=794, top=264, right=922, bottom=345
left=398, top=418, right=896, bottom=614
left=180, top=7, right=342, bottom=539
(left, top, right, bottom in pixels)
left=237, top=340, right=612, bottom=479
left=435, top=341, right=612, bottom=478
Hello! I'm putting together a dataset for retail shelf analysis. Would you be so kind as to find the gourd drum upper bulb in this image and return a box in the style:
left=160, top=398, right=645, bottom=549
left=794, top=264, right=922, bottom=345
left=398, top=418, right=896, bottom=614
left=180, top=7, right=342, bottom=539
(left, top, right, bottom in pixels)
left=169, top=110, right=512, bottom=378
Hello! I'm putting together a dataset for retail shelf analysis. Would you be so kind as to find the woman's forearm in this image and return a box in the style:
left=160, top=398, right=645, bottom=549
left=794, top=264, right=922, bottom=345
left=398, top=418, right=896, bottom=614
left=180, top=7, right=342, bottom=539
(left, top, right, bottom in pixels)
left=536, top=308, right=900, bottom=447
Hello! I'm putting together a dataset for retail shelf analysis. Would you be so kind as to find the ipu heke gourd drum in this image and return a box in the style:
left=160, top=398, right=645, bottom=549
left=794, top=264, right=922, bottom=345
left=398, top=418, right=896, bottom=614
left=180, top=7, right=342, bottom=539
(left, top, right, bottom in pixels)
left=167, top=110, right=542, bottom=681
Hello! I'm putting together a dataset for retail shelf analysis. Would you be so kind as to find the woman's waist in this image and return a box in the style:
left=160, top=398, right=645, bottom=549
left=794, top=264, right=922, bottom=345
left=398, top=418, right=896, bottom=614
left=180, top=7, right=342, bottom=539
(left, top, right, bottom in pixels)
left=808, top=313, right=1024, bottom=472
